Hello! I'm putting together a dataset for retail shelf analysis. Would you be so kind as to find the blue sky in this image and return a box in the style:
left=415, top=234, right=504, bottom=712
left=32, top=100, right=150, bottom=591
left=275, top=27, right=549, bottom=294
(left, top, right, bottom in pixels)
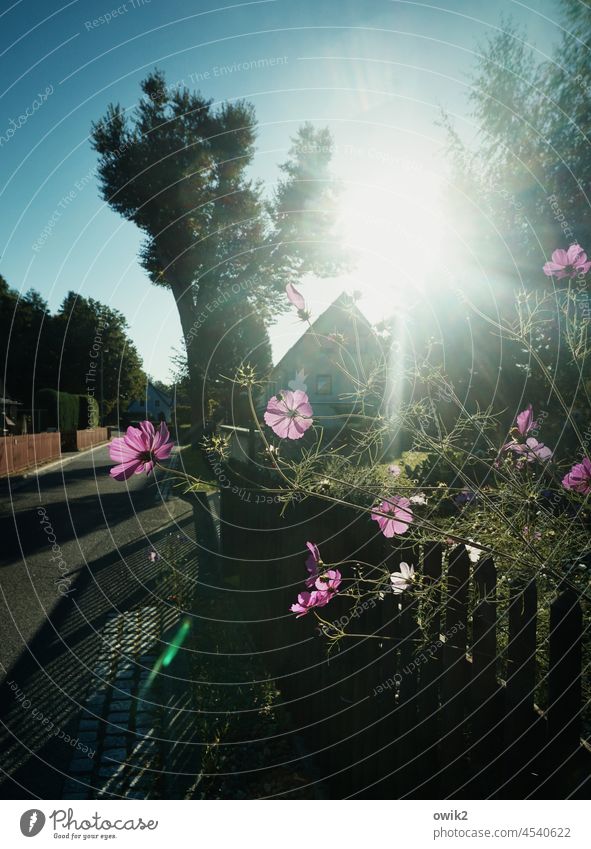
left=1, top=0, right=562, bottom=381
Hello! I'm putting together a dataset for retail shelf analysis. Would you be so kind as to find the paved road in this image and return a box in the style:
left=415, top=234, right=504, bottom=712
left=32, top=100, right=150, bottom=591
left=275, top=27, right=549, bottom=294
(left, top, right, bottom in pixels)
left=0, top=443, right=195, bottom=798
left=0, top=443, right=191, bottom=676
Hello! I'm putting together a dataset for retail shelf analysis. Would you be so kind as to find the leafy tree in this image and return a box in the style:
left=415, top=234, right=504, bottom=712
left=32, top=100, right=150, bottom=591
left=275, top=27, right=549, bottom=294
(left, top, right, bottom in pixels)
left=0, top=276, right=55, bottom=406
left=1, top=277, right=145, bottom=424
left=434, top=3, right=591, bottom=438
left=443, top=5, right=591, bottom=273
left=173, top=297, right=273, bottom=426
left=53, top=291, right=145, bottom=416
left=91, top=70, right=343, bottom=426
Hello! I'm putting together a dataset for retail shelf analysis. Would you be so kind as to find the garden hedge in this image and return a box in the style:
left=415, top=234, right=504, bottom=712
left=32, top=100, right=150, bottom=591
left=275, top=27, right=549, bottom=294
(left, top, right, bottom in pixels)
left=37, top=388, right=80, bottom=432
left=78, top=393, right=99, bottom=429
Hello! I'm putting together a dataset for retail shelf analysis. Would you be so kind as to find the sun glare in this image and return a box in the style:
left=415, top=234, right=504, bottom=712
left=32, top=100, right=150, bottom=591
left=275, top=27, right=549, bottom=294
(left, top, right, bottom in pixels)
left=331, top=158, right=452, bottom=420
left=335, top=162, right=449, bottom=311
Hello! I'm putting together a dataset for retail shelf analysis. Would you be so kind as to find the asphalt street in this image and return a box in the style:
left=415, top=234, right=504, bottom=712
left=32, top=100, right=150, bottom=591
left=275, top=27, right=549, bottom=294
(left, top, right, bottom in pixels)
left=0, top=442, right=191, bottom=677
left=0, top=442, right=195, bottom=798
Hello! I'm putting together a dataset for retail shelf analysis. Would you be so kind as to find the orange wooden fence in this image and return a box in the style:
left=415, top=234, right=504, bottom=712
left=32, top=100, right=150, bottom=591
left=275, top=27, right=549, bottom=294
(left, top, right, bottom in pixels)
left=76, top=427, right=109, bottom=451
left=0, top=433, right=61, bottom=476
left=0, top=428, right=109, bottom=475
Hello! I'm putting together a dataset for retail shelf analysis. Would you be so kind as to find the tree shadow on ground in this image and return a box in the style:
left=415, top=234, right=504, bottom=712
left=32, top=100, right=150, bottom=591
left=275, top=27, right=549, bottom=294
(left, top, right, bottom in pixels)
left=0, top=513, right=198, bottom=800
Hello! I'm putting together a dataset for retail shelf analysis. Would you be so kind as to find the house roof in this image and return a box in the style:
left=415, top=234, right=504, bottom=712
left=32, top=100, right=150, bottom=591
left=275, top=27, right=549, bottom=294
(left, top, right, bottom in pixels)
left=149, top=382, right=173, bottom=406
left=271, top=292, right=375, bottom=374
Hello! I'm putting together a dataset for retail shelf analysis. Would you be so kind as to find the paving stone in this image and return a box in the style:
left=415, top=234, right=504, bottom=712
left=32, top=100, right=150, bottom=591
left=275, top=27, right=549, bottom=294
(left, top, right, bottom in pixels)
left=109, top=699, right=131, bottom=711
left=137, top=700, right=157, bottom=711
left=86, top=696, right=107, bottom=711
left=98, top=765, right=122, bottom=778
left=103, top=734, right=128, bottom=748
left=76, top=731, right=99, bottom=744
left=113, top=684, right=134, bottom=695
left=102, top=748, right=127, bottom=761
left=115, top=669, right=134, bottom=680
left=128, top=780, right=155, bottom=793
left=106, top=713, right=130, bottom=725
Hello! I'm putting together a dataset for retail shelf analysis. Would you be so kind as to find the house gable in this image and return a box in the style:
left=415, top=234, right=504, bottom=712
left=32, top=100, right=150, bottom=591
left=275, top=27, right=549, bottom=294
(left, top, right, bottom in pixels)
left=263, top=294, right=383, bottom=418
left=127, top=382, right=173, bottom=420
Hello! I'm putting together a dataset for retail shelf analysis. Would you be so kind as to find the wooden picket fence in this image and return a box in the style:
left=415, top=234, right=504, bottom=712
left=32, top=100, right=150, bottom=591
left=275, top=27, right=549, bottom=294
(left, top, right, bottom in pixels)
left=0, top=432, right=61, bottom=476
left=75, top=427, right=109, bottom=451
left=217, top=487, right=591, bottom=798
left=0, top=429, right=109, bottom=475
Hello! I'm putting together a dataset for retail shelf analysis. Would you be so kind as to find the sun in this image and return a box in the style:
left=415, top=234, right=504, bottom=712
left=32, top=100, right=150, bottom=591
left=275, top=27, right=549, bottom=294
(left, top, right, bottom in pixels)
left=335, top=159, right=450, bottom=310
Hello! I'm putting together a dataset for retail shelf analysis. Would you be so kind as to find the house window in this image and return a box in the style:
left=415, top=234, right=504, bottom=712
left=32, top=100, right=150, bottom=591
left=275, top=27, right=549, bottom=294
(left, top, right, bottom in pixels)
left=316, top=374, right=332, bottom=395
left=154, top=400, right=160, bottom=408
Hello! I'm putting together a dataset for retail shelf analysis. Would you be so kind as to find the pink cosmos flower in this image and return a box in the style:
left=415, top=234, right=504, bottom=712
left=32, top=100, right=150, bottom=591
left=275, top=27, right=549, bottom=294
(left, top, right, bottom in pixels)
left=290, top=590, right=331, bottom=617
left=286, top=282, right=305, bottom=311
left=543, top=244, right=591, bottom=279
left=315, top=569, right=342, bottom=593
left=390, top=562, right=415, bottom=594
left=515, top=404, right=537, bottom=437
left=109, top=420, right=173, bottom=481
left=388, top=464, right=401, bottom=477
left=305, top=541, right=322, bottom=588
left=371, top=496, right=413, bottom=538
left=562, top=457, right=591, bottom=495
left=306, top=541, right=321, bottom=565
left=508, top=437, right=553, bottom=463
left=290, top=591, right=318, bottom=617
left=313, top=589, right=333, bottom=608
left=264, top=390, right=313, bottom=439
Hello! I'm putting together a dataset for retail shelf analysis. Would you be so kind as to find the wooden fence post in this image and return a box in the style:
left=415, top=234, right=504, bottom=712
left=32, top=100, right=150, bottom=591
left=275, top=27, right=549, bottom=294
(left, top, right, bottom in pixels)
left=472, top=556, right=498, bottom=701
left=440, top=545, right=470, bottom=791
left=416, top=542, right=443, bottom=796
left=547, top=589, right=583, bottom=766
left=470, top=556, right=501, bottom=792
left=503, top=579, right=538, bottom=791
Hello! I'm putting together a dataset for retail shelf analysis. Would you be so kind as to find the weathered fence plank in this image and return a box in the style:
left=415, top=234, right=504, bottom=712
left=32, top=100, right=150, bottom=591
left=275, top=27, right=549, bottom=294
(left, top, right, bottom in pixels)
left=470, top=556, right=501, bottom=794
left=547, top=589, right=583, bottom=764
left=472, top=556, right=498, bottom=700
left=440, top=545, right=470, bottom=789
left=505, top=579, right=537, bottom=744
left=415, top=542, right=444, bottom=797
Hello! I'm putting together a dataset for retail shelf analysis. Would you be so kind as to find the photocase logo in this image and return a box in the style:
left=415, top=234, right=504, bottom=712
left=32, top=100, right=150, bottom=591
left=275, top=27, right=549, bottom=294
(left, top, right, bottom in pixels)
left=20, top=810, right=46, bottom=837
